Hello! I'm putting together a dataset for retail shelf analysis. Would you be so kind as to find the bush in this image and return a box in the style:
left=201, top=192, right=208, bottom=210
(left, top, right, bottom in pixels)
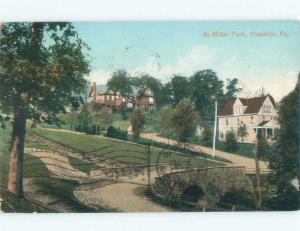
left=76, top=104, right=92, bottom=133
left=218, top=189, right=255, bottom=210
left=225, top=131, right=238, bottom=152
left=202, top=126, right=213, bottom=146
left=106, top=126, right=128, bottom=140
left=130, top=108, right=146, bottom=140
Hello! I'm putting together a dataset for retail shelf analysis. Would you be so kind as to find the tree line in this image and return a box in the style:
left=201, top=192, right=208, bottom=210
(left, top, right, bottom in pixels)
left=107, top=69, right=242, bottom=117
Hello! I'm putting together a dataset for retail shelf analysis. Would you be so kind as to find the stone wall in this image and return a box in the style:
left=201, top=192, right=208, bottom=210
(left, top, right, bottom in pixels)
left=153, top=166, right=254, bottom=206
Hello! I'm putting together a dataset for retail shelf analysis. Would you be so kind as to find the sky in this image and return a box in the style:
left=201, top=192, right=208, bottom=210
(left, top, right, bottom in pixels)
left=74, top=21, right=300, bottom=101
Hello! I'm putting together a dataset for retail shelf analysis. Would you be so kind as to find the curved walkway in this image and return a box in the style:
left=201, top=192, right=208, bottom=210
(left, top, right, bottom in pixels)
left=76, top=182, right=170, bottom=212
left=140, top=132, right=269, bottom=172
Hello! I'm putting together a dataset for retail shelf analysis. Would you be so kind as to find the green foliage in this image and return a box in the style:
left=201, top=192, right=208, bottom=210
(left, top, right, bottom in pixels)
left=267, top=78, right=299, bottom=210
left=130, top=108, right=146, bottom=140
left=75, top=104, right=93, bottom=133
left=106, top=126, right=128, bottom=140
left=170, top=75, right=190, bottom=105
left=256, top=132, right=271, bottom=159
left=159, top=82, right=173, bottom=107
left=107, top=69, right=132, bottom=96
left=224, top=131, right=238, bottom=152
left=171, top=98, right=198, bottom=143
left=32, top=177, right=96, bottom=212
left=143, top=111, right=161, bottom=132
left=218, top=189, right=255, bottom=210
left=190, top=69, right=224, bottom=117
left=160, top=106, right=175, bottom=132
left=0, top=124, right=12, bottom=191
left=225, top=78, right=242, bottom=100
left=202, top=126, right=213, bottom=146
left=119, top=106, right=129, bottom=120
left=1, top=191, right=52, bottom=212
left=0, top=22, right=90, bottom=117
left=237, top=123, right=248, bottom=142
left=68, top=156, right=92, bottom=174
left=31, top=128, right=224, bottom=167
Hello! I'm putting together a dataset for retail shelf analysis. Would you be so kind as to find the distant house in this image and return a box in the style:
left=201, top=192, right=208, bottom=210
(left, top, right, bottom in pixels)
left=218, top=94, right=278, bottom=143
left=89, top=82, right=155, bottom=111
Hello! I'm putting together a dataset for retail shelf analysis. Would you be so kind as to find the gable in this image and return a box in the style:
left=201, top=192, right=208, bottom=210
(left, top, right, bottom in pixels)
left=219, top=94, right=277, bottom=116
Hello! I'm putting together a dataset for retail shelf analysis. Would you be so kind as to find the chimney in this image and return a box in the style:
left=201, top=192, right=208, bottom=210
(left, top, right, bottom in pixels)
left=92, top=82, right=96, bottom=102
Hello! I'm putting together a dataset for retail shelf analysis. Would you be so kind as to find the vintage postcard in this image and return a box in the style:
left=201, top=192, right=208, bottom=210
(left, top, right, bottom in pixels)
left=0, top=21, right=299, bottom=213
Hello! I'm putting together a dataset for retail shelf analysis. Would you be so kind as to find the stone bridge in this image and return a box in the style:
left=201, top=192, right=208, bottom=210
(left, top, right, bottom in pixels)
left=153, top=166, right=254, bottom=206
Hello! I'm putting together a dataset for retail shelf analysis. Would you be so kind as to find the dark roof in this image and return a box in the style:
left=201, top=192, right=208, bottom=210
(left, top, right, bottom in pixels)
left=257, top=120, right=270, bottom=126
left=219, top=99, right=235, bottom=116
left=219, top=94, right=276, bottom=116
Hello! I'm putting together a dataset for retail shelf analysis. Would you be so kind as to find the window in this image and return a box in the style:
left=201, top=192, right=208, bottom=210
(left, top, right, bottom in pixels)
left=263, top=105, right=271, bottom=114
left=149, top=97, right=154, bottom=103
left=226, top=118, right=228, bottom=125
left=251, top=116, right=253, bottom=124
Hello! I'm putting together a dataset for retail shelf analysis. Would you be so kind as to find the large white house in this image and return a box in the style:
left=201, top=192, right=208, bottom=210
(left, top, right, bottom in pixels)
left=218, top=94, right=278, bottom=143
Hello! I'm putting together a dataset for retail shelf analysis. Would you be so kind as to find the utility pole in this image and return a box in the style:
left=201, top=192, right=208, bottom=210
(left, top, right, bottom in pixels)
left=212, top=101, right=218, bottom=158
left=147, top=144, right=151, bottom=191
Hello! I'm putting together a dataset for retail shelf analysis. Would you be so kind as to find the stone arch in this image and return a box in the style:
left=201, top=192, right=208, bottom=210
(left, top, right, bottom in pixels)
left=154, top=166, right=254, bottom=206
left=180, top=185, right=205, bottom=203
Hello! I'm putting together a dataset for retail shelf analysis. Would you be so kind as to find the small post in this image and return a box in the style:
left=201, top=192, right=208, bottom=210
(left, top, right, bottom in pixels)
left=212, top=101, right=218, bottom=158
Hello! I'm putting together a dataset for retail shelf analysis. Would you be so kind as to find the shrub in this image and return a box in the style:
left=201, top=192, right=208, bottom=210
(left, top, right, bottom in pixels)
left=76, top=104, right=92, bottom=133
left=225, top=131, right=238, bottom=152
left=130, top=108, right=146, bottom=140
left=106, top=126, right=128, bottom=140
left=218, top=189, right=255, bottom=210
left=202, top=126, right=213, bottom=146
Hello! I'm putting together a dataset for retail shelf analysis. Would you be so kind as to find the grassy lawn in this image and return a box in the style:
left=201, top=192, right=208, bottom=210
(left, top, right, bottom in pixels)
left=30, top=128, right=225, bottom=170
left=32, top=177, right=98, bottom=212
left=41, top=111, right=131, bottom=132
left=68, top=156, right=92, bottom=174
left=112, top=120, right=130, bottom=131
left=0, top=126, right=11, bottom=191
left=159, top=132, right=256, bottom=159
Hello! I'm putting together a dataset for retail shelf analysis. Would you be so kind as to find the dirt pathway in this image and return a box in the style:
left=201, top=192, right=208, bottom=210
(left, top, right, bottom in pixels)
left=76, top=182, right=170, bottom=212
left=25, top=147, right=170, bottom=212
left=140, top=132, right=269, bottom=172
left=27, top=151, right=87, bottom=180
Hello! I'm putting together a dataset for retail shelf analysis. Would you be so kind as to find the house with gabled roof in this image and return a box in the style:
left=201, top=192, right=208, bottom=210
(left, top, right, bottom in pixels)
left=218, top=94, right=278, bottom=143
left=89, top=82, right=155, bottom=111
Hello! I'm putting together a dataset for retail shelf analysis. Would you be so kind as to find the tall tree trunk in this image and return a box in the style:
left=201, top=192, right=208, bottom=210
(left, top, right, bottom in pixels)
left=7, top=111, right=27, bottom=196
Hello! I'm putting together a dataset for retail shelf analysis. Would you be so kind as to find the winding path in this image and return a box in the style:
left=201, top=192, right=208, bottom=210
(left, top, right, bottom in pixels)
left=140, top=132, right=269, bottom=173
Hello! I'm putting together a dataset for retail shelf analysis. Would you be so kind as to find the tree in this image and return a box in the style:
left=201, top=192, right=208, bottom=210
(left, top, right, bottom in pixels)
left=202, top=125, right=213, bottom=146
left=76, top=104, right=92, bottom=133
left=237, top=123, right=248, bottom=142
left=224, top=131, right=238, bottom=152
left=170, top=75, right=190, bottom=105
left=190, top=69, right=224, bottom=117
left=160, top=106, right=174, bottom=133
left=0, top=22, right=90, bottom=196
left=107, top=69, right=132, bottom=97
left=225, top=78, right=242, bottom=100
left=171, top=98, right=198, bottom=144
left=159, top=82, right=173, bottom=107
left=130, top=108, right=146, bottom=140
left=267, top=75, right=299, bottom=210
